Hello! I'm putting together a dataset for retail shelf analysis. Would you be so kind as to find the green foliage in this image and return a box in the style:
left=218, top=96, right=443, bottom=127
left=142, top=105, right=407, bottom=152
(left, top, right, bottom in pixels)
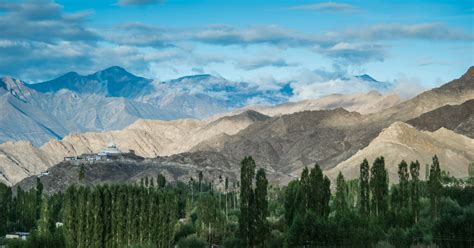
left=177, top=234, right=207, bottom=248
left=432, top=198, right=474, bottom=247
left=1, top=155, right=473, bottom=248
left=397, top=160, right=409, bottom=209
left=255, top=168, right=269, bottom=247
left=428, top=155, right=442, bottom=219
left=157, top=173, right=166, bottom=188
left=359, top=159, right=370, bottom=215
left=196, top=192, right=226, bottom=244
left=370, top=157, right=389, bottom=217
left=62, top=184, right=178, bottom=247
left=335, top=172, right=348, bottom=216
left=410, top=161, right=421, bottom=224
left=239, top=156, right=256, bottom=247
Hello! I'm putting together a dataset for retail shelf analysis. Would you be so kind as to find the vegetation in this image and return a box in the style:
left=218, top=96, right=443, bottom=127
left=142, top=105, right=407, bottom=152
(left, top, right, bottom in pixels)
left=0, top=155, right=473, bottom=247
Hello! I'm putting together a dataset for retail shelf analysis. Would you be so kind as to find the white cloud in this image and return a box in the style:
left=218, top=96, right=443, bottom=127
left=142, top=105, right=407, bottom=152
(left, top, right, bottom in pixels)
left=390, top=75, right=427, bottom=99
left=288, top=2, right=360, bottom=13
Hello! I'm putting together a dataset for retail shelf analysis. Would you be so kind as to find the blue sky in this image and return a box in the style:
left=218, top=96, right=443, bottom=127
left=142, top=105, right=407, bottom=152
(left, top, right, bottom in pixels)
left=0, top=0, right=473, bottom=99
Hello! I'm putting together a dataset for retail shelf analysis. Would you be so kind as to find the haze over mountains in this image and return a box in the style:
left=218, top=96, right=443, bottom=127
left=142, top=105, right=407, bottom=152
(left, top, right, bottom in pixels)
left=2, top=66, right=474, bottom=188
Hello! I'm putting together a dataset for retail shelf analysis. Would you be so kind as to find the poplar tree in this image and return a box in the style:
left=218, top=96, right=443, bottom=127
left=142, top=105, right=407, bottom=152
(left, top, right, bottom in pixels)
left=428, top=155, right=442, bottom=220
left=322, top=176, right=331, bottom=218
left=239, top=156, right=256, bottom=247
left=309, top=164, right=323, bottom=215
left=409, top=160, right=420, bottom=224
left=298, top=167, right=310, bottom=211
left=0, top=183, right=12, bottom=236
left=398, top=160, right=410, bottom=209
left=198, top=171, right=204, bottom=192
left=370, top=157, right=388, bottom=217
left=64, top=185, right=78, bottom=248
left=335, top=172, right=348, bottom=216
left=359, top=159, right=370, bottom=215
left=157, top=173, right=166, bottom=189
left=255, top=168, right=269, bottom=247
left=37, top=196, right=51, bottom=236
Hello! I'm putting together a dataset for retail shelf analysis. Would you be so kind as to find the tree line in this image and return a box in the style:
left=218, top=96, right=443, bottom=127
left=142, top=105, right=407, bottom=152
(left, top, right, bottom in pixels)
left=0, top=155, right=473, bottom=247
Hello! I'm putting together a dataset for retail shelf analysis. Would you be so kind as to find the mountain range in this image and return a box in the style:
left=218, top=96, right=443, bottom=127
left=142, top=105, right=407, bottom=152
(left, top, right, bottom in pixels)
left=0, top=66, right=389, bottom=146
left=2, top=66, right=474, bottom=188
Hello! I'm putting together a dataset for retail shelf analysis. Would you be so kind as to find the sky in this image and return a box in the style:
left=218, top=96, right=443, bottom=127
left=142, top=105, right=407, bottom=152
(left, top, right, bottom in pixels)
left=0, top=0, right=473, bottom=99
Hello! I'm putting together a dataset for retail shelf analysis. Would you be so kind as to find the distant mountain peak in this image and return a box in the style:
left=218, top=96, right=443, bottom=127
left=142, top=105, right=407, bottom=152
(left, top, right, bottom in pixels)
left=172, top=74, right=214, bottom=82
left=26, top=66, right=152, bottom=98
left=356, top=74, right=378, bottom=82
left=98, top=66, right=131, bottom=76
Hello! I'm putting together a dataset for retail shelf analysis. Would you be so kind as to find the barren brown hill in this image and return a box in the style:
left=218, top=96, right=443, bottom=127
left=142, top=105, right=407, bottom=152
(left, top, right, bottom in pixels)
left=326, top=122, right=474, bottom=183
left=0, top=110, right=268, bottom=185
left=406, top=99, right=474, bottom=138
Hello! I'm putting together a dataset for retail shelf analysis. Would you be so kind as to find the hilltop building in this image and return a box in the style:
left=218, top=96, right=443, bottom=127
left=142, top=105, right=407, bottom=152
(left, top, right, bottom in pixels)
left=98, top=142, right=122, bottom=156
left=63, top=142, right=143, bottom=164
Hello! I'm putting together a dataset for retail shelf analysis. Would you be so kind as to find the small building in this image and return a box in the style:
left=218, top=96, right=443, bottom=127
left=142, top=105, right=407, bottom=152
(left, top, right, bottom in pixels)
left=64, top=156, right=76, bottom=161
left=55, top=222, right=64, bottom=228
left=5, top=232, right=30, bottom=240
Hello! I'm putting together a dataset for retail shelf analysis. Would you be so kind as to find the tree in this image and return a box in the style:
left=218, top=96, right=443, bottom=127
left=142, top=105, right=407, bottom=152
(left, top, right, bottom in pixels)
left=409, top=161, right=420, bottom=224
left=239, top=156, right=256, bottom=247
left=64, top=185, right=78, bottom=248
left=37, top=196, right=51, bottom=236
left=359, top=159, right=370, bottom=215
left=284, top=180, right=300, bottom=226
left=428, top=155, right=442, bottom=220
left=79, top=166, right=85, bottom=181
left=255, top=168, right=269, bottom=247
left=196, top=192, right=225, bottom=244
left=0, top=183, right=12, bottom=236
left=36, top=178, right=44, bottom=221
left=297, top=166, right=310, bottom=212
left=321, top=176, right=331, bottom=218
left=370, top=157, right=388, bottom=217
left=157, top=174, right=166, bottom=189
left=198, top=171, right=204, bottom=192
left=397, top=160, right=410, bottom=209
left=335, top=172, right=348, bottom=216
left=309, top=164, right=323, bottom=216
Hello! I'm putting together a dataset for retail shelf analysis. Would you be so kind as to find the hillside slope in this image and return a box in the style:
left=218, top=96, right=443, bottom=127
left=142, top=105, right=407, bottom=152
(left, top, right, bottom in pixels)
left=326, top=122, right=474, bottom=183
left=0, top=111, right=268, bottom=185
left=193, top=67, right=474, bottom=182
left=407, top=99, right=474, bottom=138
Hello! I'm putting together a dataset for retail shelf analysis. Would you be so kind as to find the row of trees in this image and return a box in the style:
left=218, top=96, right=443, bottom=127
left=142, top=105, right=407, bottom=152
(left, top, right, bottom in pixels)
left=62, top=184, right=178, bottom=248
left=0, top=179, right=44, bottom=236
left=0, top=155, right=472, bottom=247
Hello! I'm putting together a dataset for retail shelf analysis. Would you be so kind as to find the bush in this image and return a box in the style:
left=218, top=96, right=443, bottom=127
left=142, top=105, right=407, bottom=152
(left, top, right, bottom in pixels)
left=177, top=234, right=207, bottom=248
left=174, top=223, right=196, bottom=243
